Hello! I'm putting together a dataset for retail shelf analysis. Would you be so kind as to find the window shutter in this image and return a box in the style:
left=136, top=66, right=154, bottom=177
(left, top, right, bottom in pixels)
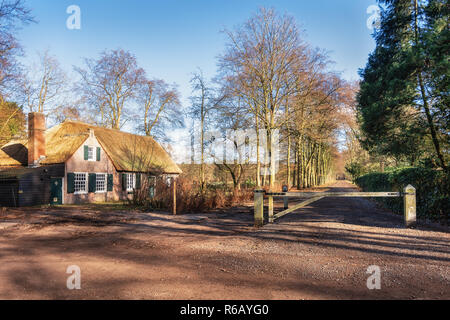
left=122, top=173, right=127, bottom=191
left=136, top=173, right=141, bottom=189
left=84, top=145, right=89, bottom=160
left=67, top=173, right=75, bottom=194
left=96, top=147, right=101, bottom=161
left=107, top=174, right=113, bottom=192
left=88, top=173, right=96, bottom=193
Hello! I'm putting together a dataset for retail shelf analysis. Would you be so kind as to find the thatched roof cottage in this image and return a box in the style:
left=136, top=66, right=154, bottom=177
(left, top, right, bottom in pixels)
left=0, top=112, right=181, bottom=206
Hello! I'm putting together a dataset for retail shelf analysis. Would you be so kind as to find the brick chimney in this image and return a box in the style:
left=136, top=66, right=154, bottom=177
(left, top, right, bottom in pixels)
left=28, top=112, right=46, bottom=167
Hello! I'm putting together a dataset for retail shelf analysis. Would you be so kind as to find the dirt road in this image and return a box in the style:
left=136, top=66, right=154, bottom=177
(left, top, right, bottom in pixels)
left=0, top=181, right=448, bottom=299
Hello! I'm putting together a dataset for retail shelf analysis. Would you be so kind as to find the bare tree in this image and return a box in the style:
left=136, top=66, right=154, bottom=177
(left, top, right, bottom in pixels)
left=211, top=95, right=251, bottom=192
left=217, top=73, right=264, bottom=187
left=0, top=0, right=34, bottom=136
left=75, top=49, right=145, bottom=129
left=290, top=67, right=344, bottom=188
left=218, top=8, right=303, bottom=188
left=189, top=69, right=214, bottom=191
left=138, top=78, right=182, bottom=140
left=0, top=0, right=34, bottom=93
left=19, top=50, right=67, bottom=113
left=216, top=8, right=349, bottom=190
left=52, top=104, right=82, bottom=123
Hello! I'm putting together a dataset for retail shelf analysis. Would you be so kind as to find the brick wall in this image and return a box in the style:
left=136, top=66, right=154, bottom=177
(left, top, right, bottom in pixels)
left=64, top=133, right=130, bottom=204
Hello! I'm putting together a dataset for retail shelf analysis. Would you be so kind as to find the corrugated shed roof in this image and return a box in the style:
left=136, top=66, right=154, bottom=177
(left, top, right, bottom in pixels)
left=0, top=120, right=182, bottom=174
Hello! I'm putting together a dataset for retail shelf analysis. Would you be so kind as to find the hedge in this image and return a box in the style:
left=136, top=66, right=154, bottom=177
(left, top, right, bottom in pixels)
left=355, top=167, right=449, bottom=221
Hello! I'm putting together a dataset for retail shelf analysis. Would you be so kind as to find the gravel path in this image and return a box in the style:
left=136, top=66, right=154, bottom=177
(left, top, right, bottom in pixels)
left=0, top=181, right=448, bottom=299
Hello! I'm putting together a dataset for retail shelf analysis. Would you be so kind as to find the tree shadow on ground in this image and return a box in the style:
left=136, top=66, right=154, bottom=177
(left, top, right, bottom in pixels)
left=0, top=187, right=449, bottom=299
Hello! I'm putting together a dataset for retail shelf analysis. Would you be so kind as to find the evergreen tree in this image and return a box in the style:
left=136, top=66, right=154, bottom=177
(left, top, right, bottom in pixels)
left=357, top=0, right=448, bottom=169
left=420, top=0, right=449, bottom=166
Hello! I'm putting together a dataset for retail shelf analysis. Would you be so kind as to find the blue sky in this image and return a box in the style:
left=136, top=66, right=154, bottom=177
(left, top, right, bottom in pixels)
left=18, top=0, right=378, bottom=106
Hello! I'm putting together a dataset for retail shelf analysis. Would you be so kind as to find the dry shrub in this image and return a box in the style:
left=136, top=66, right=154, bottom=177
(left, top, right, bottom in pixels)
left=135, top=176, right=255, bottom=214
left=230, top=188, right=254, bottom=205
left=260, top=182, right=285, bottom=193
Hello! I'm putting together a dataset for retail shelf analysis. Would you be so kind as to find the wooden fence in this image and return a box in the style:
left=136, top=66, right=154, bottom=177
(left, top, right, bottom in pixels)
left=254, top=185, right=416, bottom=228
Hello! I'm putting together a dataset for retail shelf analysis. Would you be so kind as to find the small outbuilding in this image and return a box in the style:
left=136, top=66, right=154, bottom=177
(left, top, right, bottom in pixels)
left=0, top=112, right=181, bottom=206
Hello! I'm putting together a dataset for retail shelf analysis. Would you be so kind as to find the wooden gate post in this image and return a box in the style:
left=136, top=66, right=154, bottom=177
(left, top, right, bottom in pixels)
left=403, top=185, right=416, bottom=228
left=282, top=185, right=289, bottom=210
left=172, top=177, right=177, bottom=215
left=268, top=195, right=274, bottom=223
left=283, top=196, right=289, bottom=210
left=254, top=190, right=264, bottom=227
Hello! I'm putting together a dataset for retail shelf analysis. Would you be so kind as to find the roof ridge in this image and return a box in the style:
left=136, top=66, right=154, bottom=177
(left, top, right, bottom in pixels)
left=62, top=120, right=153, bottom=139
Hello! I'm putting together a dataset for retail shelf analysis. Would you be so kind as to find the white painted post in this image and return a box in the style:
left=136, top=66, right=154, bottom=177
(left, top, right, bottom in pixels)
left=172, top=177, right=177, bottom=215
left=268, top=195, right=274, bottom=223
left=254, top=190, right=264, bottom=227
left=403, top=185, right=416, bottom=228
left=283, top=196, right=289, bottom=210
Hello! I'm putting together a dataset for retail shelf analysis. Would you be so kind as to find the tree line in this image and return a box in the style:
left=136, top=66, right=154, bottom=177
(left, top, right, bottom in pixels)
left=190, top=8, right=354, bottom=191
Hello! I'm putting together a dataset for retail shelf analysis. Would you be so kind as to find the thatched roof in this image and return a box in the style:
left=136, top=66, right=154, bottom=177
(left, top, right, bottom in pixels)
left=0, top=120, right=182, bottom=174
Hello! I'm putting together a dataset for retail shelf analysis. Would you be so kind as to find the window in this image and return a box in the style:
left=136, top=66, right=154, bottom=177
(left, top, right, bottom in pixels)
left=126, top=173, right=135, bottom=191
left=87, top=146, right=95, bottom=161
left=96, top=173, right=106, bottom=193
left=74, top=173, right=87, bottom=194
left=148, top=176, right=156, bottom=198
left=84, top=145, right=100, bottom=161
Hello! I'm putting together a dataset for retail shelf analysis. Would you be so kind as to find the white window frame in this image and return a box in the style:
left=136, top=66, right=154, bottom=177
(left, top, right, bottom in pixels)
left=87, top=146, right=95, bottom=161
left=95, top=173, right=107, bottom=193
left=126, top=173, right=135, bottom=191
left=74, top=172, right=88, bottom=195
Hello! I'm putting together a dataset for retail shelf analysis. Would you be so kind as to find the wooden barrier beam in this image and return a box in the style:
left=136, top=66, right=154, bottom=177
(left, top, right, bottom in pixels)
left=256, top=185, right=414, bottom=228
left=172, top=177, right=177, bottom=215
left=266, top=192, right=402, bottom=198
left=273, top=196, right=324, bottom=221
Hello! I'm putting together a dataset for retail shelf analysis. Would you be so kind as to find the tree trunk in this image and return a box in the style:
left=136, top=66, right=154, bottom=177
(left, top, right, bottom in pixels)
left=285, top=98, right=291, bottom=189
left=255, top=114, right=261, bottom=187
left=287, top=134, right=291, bottom=189
left=293, top=143, right=297, bottom=188
left=200, top=111, right=205, bottom=191
left=413, top=0, right=447, bottom=170
left=266, top=127, right=275, bottom=189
